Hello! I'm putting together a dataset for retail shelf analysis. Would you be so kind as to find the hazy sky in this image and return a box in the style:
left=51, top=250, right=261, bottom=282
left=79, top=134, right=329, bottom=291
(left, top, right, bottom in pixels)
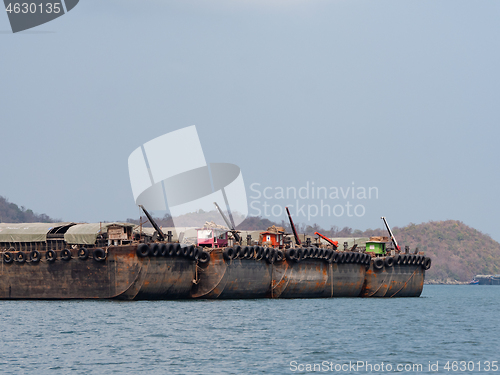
left=1, top=1, right=499, bottom=240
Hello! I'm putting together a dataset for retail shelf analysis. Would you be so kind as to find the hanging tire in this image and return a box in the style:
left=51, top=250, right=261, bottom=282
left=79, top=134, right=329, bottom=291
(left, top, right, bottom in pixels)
left=332, top=252, right=339, bottom=263
left=3, top=251, right=13, bottom=264
left=15, top=251, right=26, bottom=263
left=385, top=256, right=394, bottom=267
left=160, top=244, right=168, bottom=257
left=46, top=250, right=57, bottom=262
left=231, top=245, right=239, bottom=259
left=401, top=254, right=408, bottom=265
left=366, top=254, right=372, bottom=265
left=276, top=250, right=284, bottom=262
left=61, top=249, right=72, bottom=261
left=174, top=244, right=182, bottom=257
left=30, top=250, right=41, bottom=263
left=167, top=244, right=175, bottom=257
left=324, top=249, right=333, bottom=263
left=423, top=257, right=432, bottom=270
left=181, top=246, right=190, bottom=257
left=248, top=247, right=256, bottom=259
left=199, top=251, right=210, bottom=264
left=374, top=257, right=384, bottom=269
left=393, top=254, right=401, bottom=265
left=295, top=248, right=302, bottom=262
left=187, top=245, right=195, bottom=259
left=93, top=248, right=106, bottom=262
left=78, top=247, right=89, bottom=260
left=265, top=248, right=275, bottom=264
left=223, top=247, right=234, bottom=260
left=137, top=244, right=149, bottom=258
left=150, top=244, right=160, bottom=257
left=285, top=248, right=296, bottom=261
left=255, top=246, right=263, bottom=259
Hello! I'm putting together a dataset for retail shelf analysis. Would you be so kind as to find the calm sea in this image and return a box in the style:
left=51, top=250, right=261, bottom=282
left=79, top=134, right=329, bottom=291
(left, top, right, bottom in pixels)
left=0, top=285, right=499, bottom=374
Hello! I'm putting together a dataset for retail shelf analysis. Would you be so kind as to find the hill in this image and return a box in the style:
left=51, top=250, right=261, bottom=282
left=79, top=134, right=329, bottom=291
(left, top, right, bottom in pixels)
left=0, top=196, right=57, bottom=223
left=391, top=220, right=500, bottom=283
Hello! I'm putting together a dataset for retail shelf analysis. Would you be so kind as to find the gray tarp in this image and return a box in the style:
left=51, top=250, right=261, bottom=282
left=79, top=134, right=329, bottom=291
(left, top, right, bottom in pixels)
left=0, top=223, right=74, bottom=243
left=65, top=222, right=135, bottom=245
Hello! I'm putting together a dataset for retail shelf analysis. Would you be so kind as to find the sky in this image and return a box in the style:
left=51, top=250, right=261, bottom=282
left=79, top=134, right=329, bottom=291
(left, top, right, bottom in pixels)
left=1, top=0, right=500, bottom=240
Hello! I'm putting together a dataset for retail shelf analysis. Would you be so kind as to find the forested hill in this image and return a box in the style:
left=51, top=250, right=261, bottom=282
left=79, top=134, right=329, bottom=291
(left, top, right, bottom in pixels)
left=391, top=220, right=500, bottom=283
left=0, top=196, right=56, bottom=223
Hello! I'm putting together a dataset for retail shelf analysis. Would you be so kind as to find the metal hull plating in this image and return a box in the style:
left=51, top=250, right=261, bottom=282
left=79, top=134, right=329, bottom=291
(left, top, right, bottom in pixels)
left=360, top=260, right=425, bottom=298
left=271, top=261, right=365, bottom=298
left=0, top=245, right=196, bottom=300
left=191, top=250, right=366, bottom=299
left=192, top=250, right=272, bottom=299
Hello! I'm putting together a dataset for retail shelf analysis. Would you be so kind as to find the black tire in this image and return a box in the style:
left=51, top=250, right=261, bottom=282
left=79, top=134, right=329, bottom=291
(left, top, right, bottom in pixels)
left=174, top=243, right=182, bottom=257
left=416, top=255, right=424, bottom=266
left=324, top=249, right=333, bottom=263
left=262, top=247, right=269, bottom=261
left=16, top=251, right=26, bottom=263
left=301, top=247, right=309, bottom=259
left=286, top=248, right=296, bottom=261
left=242, top=246, right=250, bottom=259
left=295, top=248, right=302, bottom=262
left=137, top=244, right=149, bottom=258
left=182, top=246, right=190, bottom=257
left=223, top=247, right=234, bottom=261
left=312, top=247, right=318, bottom=258
left=160, top=244, right=168, bottom=257
left=338, top=252, right=345, bottom=264
left=78, top=247, right=89, bottom=260
left=193, top=247, right=200, bottom=261
left=355, top=252, right=362, bottom=263
left=30, top=250, right=41, bottom=263
left=423, top=257, right=432, bottom=270
left=151, top=244, right=160, bottom=257
left=393, top=254, right=401, bottom=265
left=266, top=248, right=276, bottom=264
left=374, top=257, right=384, bottom=269
left=199, top=251, right=210, bottom=264
left=3, top=251, right=13, bottom=264
left=385, top=256, right=394, bottom=267
left=61, top=249, right=72, bottom=261
left=318, top=248, right=325, bottom=259
left=255, top=246, right=263, bottom=260
left=248, top=247, right=256, bottom=259
left=345, top=252, right=352, bottom=263
left=411, top=254, right=418, bottom=265
left=167, top=244, right=175, bottom=257
left=401, top=254, right=408, bottom=265
left=276, top=250, right=284, bottom=262
left=187, top=245, right=195, bottom=259
left=332, top=251, right=339, bottom=263
left=232, top=245, right=240, bottom=259
left=46, top=249, right=57, bottom=262
left=365, top=254, right=372, bottom=265
left=93, top=248, right=106, bottom=262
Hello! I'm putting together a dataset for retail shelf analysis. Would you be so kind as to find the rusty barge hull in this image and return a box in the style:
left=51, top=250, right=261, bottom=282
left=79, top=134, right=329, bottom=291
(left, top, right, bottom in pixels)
left=0, top=245, right=196, bottom=300
left=191, top=249, right=367, bottom=299
left=360, top=256, right=426, bottom=298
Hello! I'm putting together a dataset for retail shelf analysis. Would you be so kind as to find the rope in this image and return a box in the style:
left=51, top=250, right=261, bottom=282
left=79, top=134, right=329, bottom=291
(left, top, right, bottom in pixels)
left=389, top=266, right=420, bottom=298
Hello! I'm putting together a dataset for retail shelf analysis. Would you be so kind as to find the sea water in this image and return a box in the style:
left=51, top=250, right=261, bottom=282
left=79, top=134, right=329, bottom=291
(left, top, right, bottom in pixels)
left=0, top=285, right=499, bottom=374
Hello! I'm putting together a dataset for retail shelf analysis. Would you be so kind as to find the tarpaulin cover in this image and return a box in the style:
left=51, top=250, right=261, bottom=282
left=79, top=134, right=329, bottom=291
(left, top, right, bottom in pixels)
left=65, top=222, right=135, bottom=245
left=0, top=223, right=74, bottom=243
